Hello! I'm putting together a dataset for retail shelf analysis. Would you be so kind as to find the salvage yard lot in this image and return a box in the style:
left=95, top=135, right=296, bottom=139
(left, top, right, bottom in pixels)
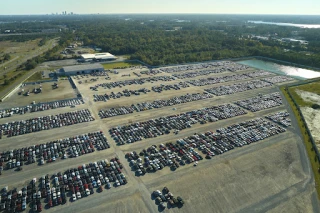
left=0, top=61, right=317, bottom=213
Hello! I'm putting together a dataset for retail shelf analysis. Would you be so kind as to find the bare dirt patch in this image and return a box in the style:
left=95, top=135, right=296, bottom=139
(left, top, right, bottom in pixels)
left=296, top=89, right=320, bottom=105
left=295, top=89, right=320, bottom=149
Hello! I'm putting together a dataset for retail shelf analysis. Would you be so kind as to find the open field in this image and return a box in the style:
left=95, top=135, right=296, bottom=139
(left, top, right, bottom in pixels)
left=0, top=39, right=41, bottom=69
left=1, top=80, right=76, bottom=108
left=0, top=61, right=318, bottom=213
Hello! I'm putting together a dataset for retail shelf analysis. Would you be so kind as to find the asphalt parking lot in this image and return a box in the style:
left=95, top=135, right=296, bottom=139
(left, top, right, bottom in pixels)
left=0, top=61, right=318, bottom=213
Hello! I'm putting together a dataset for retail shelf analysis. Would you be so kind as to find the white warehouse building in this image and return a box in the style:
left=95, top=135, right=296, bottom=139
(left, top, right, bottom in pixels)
left=58, top=63, right=104, bottom=76
left=80, top=52, right=117, bottom=62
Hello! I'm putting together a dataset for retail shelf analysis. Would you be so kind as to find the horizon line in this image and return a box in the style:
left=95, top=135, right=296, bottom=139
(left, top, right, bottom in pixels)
left=1, top=13, right=320, bottom=16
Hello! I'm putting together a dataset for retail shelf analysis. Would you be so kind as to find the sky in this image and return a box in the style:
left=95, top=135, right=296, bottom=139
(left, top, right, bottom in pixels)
left=0, top=0, right=319, bottom=15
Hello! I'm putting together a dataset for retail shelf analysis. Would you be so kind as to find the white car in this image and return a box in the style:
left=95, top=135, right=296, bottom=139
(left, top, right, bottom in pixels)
left=72, top=194, right=77, bottom=201
left=86, top=189, right=90, bottom=196
left=77, top=192, right=81, bottom=199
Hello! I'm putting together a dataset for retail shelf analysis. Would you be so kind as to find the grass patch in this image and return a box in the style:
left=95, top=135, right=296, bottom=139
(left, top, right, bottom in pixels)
left=102, top=61, right=141, bottom=69
left=25, top=72, right=43, bottom=82
left=281, top=86, right=320, bottom=199
left=0, top=70, right=19, bottom=83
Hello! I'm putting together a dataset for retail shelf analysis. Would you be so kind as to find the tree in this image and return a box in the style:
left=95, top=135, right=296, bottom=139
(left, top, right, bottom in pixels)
left=312, top=104, right=320, bottom=110
left=3, top=53, right=11, bottom=61
left=25, top=60, right=37, bottom=70
left=3, top=79, right=10, bottom=85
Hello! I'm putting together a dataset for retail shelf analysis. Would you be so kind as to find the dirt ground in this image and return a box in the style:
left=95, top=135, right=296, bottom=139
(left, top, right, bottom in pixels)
left=0, top=79, right=76, bottom=109
left=301, top=107, right=320, bottom=148
left=296, top=89, right=320, bottom=105
left=79, top=192, right=150, bottom=213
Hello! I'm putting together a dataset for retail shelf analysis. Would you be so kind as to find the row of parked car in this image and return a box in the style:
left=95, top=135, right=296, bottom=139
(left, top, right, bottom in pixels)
left=265, top=111, right=291, bottom=127
left=0, top=98, right=84, bottom=119
left=57, top=158, right=127, bottom=203
left=151, top=82, right=189, bottom=93
left=172, top=68, right=228, bottom=79
left=245, top=70, right=275, bottom=78
left=93, top=81, right=191, bottom=103
left=89, top=70, right=109, bottom=76
left=0, top=184, right=43, bottom=212
left=204, top=79, right=273, bottom=96
left=186, top=70, right=277, bottom=86
left=155, top=61, right=250, bottom=73
left=0, top=109, right=95, bottom=138
left=93, top=88, right=151, bottom=102
left=140, top=69, right=162, bottom=75
left=98, top=93, right=213, bottom=119
left=0, top=131, right=109, bottom=174
left=187, top=73, right=251, bottom=86
left=262, top=76, right=295, bottom=84
left=126, top=142, right=203, bottom=176
left=172, top=68, right=273, bottom=80
left=110, top=104, right=247, bottom=145
left=90, top=76, right=175, bottom=90
left=0, top=157, right=126, bottom=212
left=127, top=117, right=286, bottom=177
left=234, top=92, right=283, bottom=112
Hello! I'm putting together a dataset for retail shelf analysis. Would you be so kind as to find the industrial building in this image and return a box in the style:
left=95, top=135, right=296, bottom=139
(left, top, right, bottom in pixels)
left=57, top=64, right=104, bottom=76
left=79, top=52, right=117, bottom=62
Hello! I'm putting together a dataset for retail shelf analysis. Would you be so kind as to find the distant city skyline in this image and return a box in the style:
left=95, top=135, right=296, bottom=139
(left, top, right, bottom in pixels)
left=1, top=0, right=319, bottom=15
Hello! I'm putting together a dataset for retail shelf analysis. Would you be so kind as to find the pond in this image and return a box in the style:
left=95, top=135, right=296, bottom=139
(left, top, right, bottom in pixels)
left=237, top=59, right=320, bottom=80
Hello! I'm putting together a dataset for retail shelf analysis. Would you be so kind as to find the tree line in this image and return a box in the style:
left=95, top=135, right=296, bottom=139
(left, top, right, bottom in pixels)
left=2, top=15, right=320, bottom=68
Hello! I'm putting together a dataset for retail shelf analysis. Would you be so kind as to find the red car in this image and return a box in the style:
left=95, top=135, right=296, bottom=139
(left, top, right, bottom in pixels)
left=37, top=203, right=42, bottom=212
left=48, top=200, right=53, bottom=208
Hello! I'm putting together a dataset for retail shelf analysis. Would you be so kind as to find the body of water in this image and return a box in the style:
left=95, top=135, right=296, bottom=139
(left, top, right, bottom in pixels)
left=237, top=59, right=320, bottom=79
left=248, top=21, right=320, bottom=29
